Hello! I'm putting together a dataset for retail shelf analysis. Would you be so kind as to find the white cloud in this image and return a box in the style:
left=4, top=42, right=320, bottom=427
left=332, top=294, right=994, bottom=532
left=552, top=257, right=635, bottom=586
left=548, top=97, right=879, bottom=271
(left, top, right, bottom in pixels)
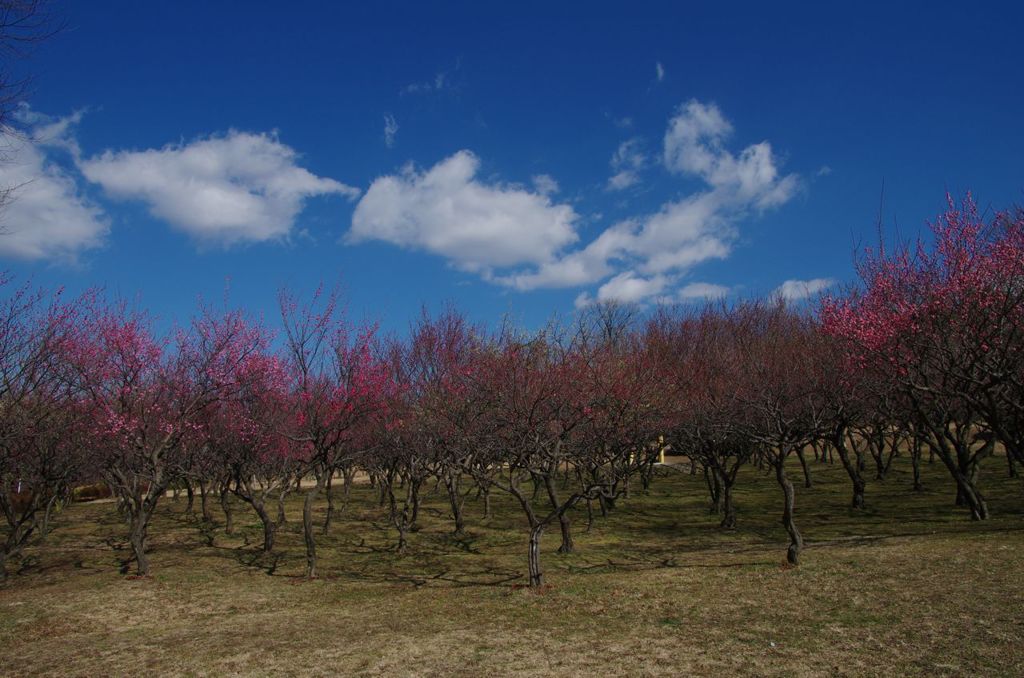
left=383, top=114, right=398, bottom=148
left=773, top=277, right=835, bottom=301
left=0, top=115, right=108, bottom=262
left=505, top=227, right=623, bottom=290
left=655, top=62, right=665, bottom=82
left=678, top=282, right=730, bottom=300
left=816, top=165, right=832, bottom=177
left=663, top=100, right=798, bottom=208
left=606, top=138, right=646, bottom=191
left=343, top=100, right=799, bottom=309
left=80, top=131, right=359, bottom=247
left=14, top=104, right=85, bottom=156
left=503, top=99, right=799, bottom=305
left=573, top=291, right=594, bottom=309
left=531, top=174, right=559, bottom=196
left=595, top=271, right=670, bottom=305
left=349, top=150, right=579, bottom=274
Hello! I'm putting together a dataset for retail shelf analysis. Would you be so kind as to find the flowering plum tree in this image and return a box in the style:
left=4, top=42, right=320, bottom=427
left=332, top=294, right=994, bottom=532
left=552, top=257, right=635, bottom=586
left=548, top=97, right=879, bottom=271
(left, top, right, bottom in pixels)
left=822, top=196, right=1024, bottom=520
left=0, top=279, right=81, bottom=579
left=278, top=286, right=394, bottom=578
left=65, top=300, right=270, bottom=574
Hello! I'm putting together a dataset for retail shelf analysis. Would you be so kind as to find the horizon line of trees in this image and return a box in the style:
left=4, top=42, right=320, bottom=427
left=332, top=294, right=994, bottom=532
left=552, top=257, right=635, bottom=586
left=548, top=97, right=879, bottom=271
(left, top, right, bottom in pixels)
left=1, top=194, right=1022, bottom=586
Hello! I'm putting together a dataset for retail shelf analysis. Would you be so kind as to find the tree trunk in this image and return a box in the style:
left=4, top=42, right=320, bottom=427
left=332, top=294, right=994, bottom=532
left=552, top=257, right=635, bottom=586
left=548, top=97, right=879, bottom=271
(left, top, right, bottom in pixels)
left=302, top=474, right=325, bottom=579
left=932, top=437, right=989, bottom=520
left=396, top=520, right=408, bottom=554
left=719, top=476, right=736, bottom=529
left=775, top=457, right=802, bottom=566
left=220, top=485, right=234, bottom=534
left=528, top=523, right=545, bottom=587
left=445, top=473, right=465, bottom=536
left=703, top=465, right=721, bottom=514
left=276, top=489, right=287, bottom=525
left=911, top=436, right=923, bottom=491
left=836, top=429, right=866, bottom=509
left=128, top=508, right=151, bottom=576
left=796, top=448, right=812, bottom=488
left=951, top=467, right=988, bottom=520
left=322, top=473, right=335, bottom=535
left=38, top=494, right=60, bottom=541
left=1, top=517, right=35, bottom=581
left=340, top=467, right=354, bottom=514
left=543, top=475, right=573, bottom=554
left=252, top=502, right=276, bottom=552
left=409, top=477, right=422, bottom=530
left=199, top=480, right=212, bottom=522
left=184, top=482, right=195, bottom=520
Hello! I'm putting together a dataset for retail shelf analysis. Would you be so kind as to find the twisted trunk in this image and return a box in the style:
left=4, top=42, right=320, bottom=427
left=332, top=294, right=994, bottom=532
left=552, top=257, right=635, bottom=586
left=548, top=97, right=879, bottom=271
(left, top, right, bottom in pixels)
left=544, top=474, right=573, bottom=554
left=796, top=448, right=812, bottom=488
left=834, top=427, right=866, bottom=509
left=774, top=456, right=802, bottom=566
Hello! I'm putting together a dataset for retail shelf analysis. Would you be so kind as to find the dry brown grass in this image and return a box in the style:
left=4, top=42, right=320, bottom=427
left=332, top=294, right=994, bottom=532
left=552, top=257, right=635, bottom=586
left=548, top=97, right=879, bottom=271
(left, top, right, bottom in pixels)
left=2, top=456, right=1022, bottom=677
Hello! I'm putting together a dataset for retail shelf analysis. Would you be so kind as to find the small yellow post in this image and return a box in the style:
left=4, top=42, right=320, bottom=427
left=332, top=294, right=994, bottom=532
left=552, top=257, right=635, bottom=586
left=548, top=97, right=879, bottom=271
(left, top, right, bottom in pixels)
left=658, top=435, right=665, bottom=464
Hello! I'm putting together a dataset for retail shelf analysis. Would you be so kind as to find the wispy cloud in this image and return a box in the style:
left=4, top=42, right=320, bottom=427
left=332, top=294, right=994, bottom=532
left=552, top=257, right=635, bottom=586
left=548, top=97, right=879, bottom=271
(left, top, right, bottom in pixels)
left=655, top=61, right=665, bottom=82
left=678, top=282, right=730, bottom=300
left=383, top=114, right=399, bottom=148
left=531, top=174, right=559, bottom=196
left=607, top=138, right=646, bottom=191
left=401, top=60, right=462, bottom=96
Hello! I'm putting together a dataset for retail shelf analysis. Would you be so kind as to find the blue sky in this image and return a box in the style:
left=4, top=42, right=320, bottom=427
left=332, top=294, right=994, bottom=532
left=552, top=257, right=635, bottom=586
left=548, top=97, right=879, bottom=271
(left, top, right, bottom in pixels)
left=2, top=1, right=1022, bottom=334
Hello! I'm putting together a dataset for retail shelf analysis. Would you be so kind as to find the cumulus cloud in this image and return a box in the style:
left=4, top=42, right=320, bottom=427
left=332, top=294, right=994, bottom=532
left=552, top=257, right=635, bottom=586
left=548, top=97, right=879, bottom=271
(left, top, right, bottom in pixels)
left=0, top=113, right=108, bottom=262
left=607, top=138, right=646, bottom=191
left=344, top=100, right=799, bottom=308
left=80, top=131, right=359, bottom=247
left=383, top=114, right=398, bottom=148
left=773, top=277, right=835, bottom=301
left=655, top=62, right=665, bottom=82
left=663, top=100, right=798, bottom=208
left=348, top=150, right=579, bottom=274
left=511, top=100, right=799, bottom=305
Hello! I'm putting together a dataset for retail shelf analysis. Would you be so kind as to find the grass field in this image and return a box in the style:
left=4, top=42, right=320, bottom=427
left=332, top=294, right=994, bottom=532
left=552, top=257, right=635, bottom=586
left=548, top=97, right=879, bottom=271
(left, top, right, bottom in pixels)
left=2, top=455, right=1022, bottom=677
